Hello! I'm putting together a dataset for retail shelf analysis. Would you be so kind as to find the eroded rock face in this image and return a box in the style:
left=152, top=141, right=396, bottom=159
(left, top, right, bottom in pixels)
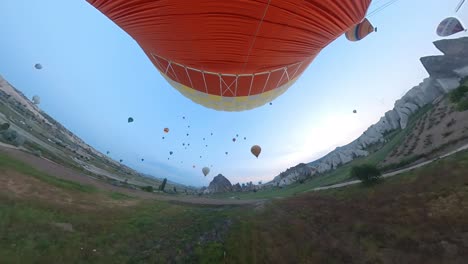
left=206, top=174, right=232, bottom=193
left=232, top=183, right=242, bottom=192
left=269, top=37, right=468, bottom=187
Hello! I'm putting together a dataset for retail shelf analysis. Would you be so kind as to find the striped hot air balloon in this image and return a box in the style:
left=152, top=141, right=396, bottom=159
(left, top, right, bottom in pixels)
left=164, top=128, right=169, bottom=133
left=87, top=0, right=372, bottom=111
left=437, top=17, right=466, bottom=37
left=345, top=18, right=375, bottom=42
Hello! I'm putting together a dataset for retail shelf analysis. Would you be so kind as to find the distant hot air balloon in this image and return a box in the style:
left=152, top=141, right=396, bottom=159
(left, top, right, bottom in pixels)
left=203, top=138, right=205, bottom=140
left=188, top=143, right=190, bottom=146
left=199, top=155, right=202, bottom=158
left=353, top=110, right=357, bottom=114
left=193, top=165, right=196, bottom=168
left=34, top=63, right=42, bottom=70
left=251, top=145, right=261, bottom=158
left=120, top=159, right=123, bottom=162
left=32, top=95, right=41, bottom=105
left=232, top=138, right=236, bottom=142
left=345, top=18, right=375, bottom=42
left=162, top=136, right=165, bottom=139
left=87, top=0, right=372, bottom=111
left=106, top=151, right=110, bottom=154
left=186, top=133, right=189, bottom=136
left=202, top=167, right=210, bottom=176
left=211, top=133, right=213, bottom=136
left=437, top=17, right=466, bottom=37
left=225, top=152, right=228, bottom=155
left=183, top=116, right=185, bottom=119
left=169, top=151, right=173, bottom=155
left=205, top=145, right=208, bottom=147
left=269, top=102, right=273, bottom=105
left=141, top=158, right=144, bottom=161
left=128, top=117, right=134, bottom=123
left=183, top=143, right=185, bottom=146
left=244, top=137, right=246, bottom=140
left=164, top=128, right=169, bottom=133
left=236, top=134, right=239, bottom=137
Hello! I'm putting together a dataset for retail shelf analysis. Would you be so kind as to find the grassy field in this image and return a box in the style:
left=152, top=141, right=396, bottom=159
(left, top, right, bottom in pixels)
left=1, top=146, right=468, bottom=263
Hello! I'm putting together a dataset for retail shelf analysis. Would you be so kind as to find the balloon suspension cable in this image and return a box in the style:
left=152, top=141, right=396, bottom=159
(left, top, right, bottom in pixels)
left=456, top=0, right=466, bottom=12
left=367, top=0, right=401, bottom=18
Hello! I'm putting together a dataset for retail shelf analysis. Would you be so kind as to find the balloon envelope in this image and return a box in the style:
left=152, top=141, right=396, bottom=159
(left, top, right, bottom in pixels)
left=437, top=17, right=465, bottom=37
left=34, top=63, right=42, bottom=70
left=251, top=145, right=261, bottom=158
left=88, top=0, right=372, bottom=111
left=345, top=18, right=375, bottom=42
left=164, top=128, right=169, bottom=133
left=202, top=167, right=210, bottom=176
left=128, top=117, right=134, bottom=123
left=32, top=95, right=41, bottom=104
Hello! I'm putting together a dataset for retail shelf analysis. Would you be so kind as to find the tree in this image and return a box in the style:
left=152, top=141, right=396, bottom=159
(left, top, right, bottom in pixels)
left=173, top=186, right=177, bottom=193
left=350, top=164, right=382, bottom=185
left=160, top=178, right=167, bottom=191
left=0, top=123, right=10, bottom=131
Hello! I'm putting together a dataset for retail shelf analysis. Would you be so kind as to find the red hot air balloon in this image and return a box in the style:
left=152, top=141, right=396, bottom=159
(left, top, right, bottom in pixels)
left=87, top=0, right=372, bottom=111
left=164, top=128, right=169, bottom=133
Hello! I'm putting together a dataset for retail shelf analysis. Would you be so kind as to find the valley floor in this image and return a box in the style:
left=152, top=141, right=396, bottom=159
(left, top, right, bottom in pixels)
left=1, top=144, right=468, bottom=263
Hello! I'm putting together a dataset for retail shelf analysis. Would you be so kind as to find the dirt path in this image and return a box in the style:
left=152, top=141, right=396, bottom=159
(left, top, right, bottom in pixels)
left=0, top=146, right=261, bottom=206
left=313, top=143, right=468, bottom=191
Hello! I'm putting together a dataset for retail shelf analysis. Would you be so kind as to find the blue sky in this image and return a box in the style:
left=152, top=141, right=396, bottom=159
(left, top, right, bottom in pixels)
left=0, top=0, right=467, bottom=186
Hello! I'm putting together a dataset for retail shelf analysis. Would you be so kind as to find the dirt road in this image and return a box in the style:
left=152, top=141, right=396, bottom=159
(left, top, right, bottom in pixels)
left=0, top=146, right=261, bottom=206
left=313, top=143, right=468, bottom=191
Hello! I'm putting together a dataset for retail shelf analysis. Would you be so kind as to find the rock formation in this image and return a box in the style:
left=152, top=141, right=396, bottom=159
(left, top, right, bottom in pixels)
left=269, top=37, right=468, bottom=186
left=205, top=174, right=232, bottom=193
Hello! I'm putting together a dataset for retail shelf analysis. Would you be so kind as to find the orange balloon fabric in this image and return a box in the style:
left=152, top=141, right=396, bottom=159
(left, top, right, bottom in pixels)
left=88, top=0, right=371, bottom=110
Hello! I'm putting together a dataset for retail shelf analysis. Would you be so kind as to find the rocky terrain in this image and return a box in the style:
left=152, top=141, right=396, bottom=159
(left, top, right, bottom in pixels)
left=270, top=37, right=468, bottom=186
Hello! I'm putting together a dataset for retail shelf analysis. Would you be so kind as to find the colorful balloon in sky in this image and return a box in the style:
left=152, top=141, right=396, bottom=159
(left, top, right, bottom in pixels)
left=437, top=17, right=466, bottom=37
left=251, top=145, right=261, bottom=158
left=164, top=127, right=169, bottom=133
left=345, top=18, right=375, bottom=42
left=87, top=0, right=372, bottom=111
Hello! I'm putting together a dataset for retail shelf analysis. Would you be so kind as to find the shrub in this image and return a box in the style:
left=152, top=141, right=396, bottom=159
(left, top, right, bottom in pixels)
left=0, top=123, right=10, bottom=131
left=141, top=186, right=154, bottom=192
left=350, top=164, right=382, bottom=185
left=1, top=129, right=25, bottom=147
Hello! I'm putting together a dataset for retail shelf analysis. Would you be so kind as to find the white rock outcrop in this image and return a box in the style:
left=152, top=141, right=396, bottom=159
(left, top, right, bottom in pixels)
left=269, top=37, right=468, bottom=186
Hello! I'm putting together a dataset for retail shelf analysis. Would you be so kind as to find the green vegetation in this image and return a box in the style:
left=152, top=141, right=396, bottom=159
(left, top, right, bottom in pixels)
left=0, top=129, right=25, bottom=147
left=0, top=122, right=10, bottom=131
left=0, top=153, right=96, bottom=193
left=1, top=144, right=468, bottom=262
left=350, top=164, right=381, bottom=185
left=449, top=78, right=468, bottom=111
left=141, top=186, right=154, bottom=192
left=108, top=192, right=134, bottom=200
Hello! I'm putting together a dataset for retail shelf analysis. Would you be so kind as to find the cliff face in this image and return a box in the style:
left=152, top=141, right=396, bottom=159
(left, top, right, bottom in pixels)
left=269, top=37, right=468, bottom=186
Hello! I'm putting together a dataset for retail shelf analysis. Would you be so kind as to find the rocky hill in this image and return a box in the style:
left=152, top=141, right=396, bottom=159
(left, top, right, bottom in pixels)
left=270, top=37, right=468, bottom=186
left=205, top=174, right=233, bottom=193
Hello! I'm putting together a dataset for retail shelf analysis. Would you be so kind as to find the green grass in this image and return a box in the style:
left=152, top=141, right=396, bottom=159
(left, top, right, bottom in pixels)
left=0, top=153, right=96, bottom=193
left=0, top=196, right=237, bottom=264
left=108, top=192, right=134, bottom=200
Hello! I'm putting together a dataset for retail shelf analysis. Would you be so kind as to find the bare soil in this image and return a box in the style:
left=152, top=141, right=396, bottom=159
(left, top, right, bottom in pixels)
left=0, top=146, right=260, bottom=206
left=383, top=98, right=468, bottom=166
